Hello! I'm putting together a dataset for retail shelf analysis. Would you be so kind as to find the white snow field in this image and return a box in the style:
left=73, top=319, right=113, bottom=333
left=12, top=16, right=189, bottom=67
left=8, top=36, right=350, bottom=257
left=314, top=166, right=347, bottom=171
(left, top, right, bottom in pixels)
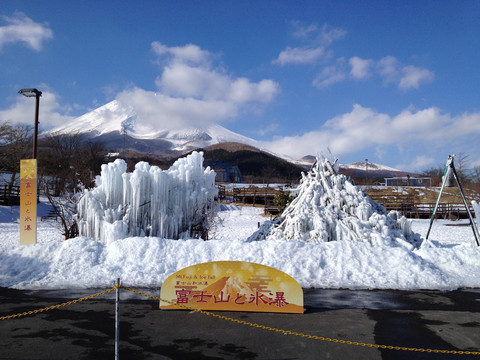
left=0, top=154, right=479, bottom=291
left=0, top=199, right=479, bottom=290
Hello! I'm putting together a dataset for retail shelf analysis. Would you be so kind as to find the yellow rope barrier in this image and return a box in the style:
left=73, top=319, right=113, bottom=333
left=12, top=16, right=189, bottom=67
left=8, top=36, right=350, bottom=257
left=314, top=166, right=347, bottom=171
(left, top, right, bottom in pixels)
left=120, top=285, right=480, bottom=357
left=1, top=284, right=479, bottom=356
left=0, top=287, right=117, bottom=320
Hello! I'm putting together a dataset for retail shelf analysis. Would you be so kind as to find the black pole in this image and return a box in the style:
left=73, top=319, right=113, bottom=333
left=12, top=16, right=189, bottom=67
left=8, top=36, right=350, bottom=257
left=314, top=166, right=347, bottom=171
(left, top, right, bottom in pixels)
left=33, top=93, right=40, bottom=159
left=450, top=163, right=480, bottom=246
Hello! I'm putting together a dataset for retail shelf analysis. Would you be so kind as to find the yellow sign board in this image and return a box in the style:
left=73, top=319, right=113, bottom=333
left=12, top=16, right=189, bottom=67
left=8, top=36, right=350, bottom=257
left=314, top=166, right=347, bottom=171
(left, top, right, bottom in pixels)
left=160, top=261, right=303, bottom=313
left=20, top=159, right=37, bottom=245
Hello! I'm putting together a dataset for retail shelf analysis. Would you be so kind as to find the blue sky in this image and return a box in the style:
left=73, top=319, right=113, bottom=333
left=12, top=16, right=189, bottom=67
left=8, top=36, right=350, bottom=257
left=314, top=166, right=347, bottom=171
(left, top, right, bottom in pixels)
left=1, top=0, right=480, bottom=171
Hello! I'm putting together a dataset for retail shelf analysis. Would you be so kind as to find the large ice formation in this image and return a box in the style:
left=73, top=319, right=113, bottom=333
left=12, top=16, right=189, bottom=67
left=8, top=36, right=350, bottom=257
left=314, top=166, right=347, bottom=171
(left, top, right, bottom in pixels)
left=249, top=156, right=422, bottom=249
left=76, top=151, right=217, bottom=242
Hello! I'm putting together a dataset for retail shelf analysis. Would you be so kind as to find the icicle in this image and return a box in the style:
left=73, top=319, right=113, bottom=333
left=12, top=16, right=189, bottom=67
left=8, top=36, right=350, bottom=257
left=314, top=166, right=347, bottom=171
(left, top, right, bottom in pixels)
left=75, top=151, right=217, bottom=242
left=248, top=155, right=422, bottom=248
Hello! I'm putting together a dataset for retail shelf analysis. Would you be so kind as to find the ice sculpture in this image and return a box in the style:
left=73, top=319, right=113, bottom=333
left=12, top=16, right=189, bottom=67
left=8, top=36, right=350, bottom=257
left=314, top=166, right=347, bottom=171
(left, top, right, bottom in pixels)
left=249, top=156, right=422, bottom=249
left=75, top=151, right=217, bottom=242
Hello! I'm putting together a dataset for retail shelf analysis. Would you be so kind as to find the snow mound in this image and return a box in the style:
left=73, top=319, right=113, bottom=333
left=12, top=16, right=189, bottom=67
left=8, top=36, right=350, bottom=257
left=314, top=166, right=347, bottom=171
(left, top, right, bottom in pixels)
left=75, top=151, right=217, bottom=242
left=249, top=156, right=422, bottom=249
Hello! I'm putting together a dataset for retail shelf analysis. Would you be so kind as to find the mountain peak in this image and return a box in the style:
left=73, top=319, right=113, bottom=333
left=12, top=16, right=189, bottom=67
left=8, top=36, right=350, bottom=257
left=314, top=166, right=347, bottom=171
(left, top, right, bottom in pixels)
left=41, top=99, right=259, bottom=155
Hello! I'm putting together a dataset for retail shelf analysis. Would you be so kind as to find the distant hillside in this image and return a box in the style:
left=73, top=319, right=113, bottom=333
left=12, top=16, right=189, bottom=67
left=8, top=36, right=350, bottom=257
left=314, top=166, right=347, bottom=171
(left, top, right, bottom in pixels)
left=204, top=142, right=263, bottom=153
left=339, top=161, right=418, bottom=185
left=198, top=142, right=305, bottom=183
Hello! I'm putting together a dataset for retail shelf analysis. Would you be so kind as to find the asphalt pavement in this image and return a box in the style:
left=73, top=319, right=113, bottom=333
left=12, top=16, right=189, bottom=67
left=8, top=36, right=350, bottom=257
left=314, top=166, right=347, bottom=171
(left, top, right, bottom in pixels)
left=0, top=287, right=479, bottom=359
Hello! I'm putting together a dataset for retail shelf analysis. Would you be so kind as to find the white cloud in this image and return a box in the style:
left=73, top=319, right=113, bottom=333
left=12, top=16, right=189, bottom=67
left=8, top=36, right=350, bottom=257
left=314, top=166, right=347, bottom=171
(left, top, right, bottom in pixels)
left=391, top=107, right=447, bottom=136
left=349, top=56, right=374, bottom=79
left=116, top=87, right=237, bottom=130
left=1, top=42, right=279, bottom=134
left=0, top=12, right=53, bottom=51
left=411, top=156, right=436, bottom=170
left=273, top=46, right=327, bottom=65
left=376, top=57, right=435, bottom=90
left=291, top=22, right=318, bottom=39
left=115, top=42, right=280, bottom=130
left=374, top=146, right=386, bottom=159
left=156, top=63, right=230, bottom=99
left=0, top=90, right=75, bottom=129
left=376, top=56, right=398, bottom=83
left=273, top=24, right=345, bottom=65
left=399, top=65, right=435, bottom=89
left=317, top=56, right=434, bottom=90
left=151, top=41, right=211, bottom=66
left=156, top=62, right=279, bottom=105
left=261, top=131, right=332, bottom=161
left=228, top=78, right=279, bottom=103
left=262, top=104, right=480, bottom=167
left=274, top=22, right=434, bottom=91
left=313, top=61, right=346, bottom=88
left=316, top=24, right=347, bottom=46
left=256, top=123, right=280, bottom=136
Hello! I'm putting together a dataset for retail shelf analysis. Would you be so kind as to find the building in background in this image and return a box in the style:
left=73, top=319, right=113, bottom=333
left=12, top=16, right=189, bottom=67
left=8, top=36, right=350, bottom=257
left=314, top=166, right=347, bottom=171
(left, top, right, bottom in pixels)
left=384, top=176, right=431, bottom=187
left=206, top=161, right=243, bottom=183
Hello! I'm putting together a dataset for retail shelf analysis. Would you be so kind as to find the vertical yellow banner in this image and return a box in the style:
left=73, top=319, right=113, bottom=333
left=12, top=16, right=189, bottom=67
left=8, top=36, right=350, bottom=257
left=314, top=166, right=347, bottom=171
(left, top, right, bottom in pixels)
left=20, top=159, right=37, bottom=245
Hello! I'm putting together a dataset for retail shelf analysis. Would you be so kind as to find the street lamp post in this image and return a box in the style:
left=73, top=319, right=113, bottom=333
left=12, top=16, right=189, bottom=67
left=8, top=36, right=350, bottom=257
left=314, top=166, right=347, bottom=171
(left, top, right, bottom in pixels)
left=18, top=88, right=42, bottom=159
left=18, top=88, right=41, bottom=246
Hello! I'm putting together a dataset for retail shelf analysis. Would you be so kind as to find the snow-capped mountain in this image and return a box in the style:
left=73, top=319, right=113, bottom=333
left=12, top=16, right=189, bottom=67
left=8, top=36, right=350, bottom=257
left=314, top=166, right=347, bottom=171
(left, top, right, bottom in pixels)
left=340, top=161, right=415, bottom=178
left=41, top=100, right=260, bottom=156
left=41, top=100, right=411, bottom=177
left=342, top=161, right=401, bottom=173
left=294, top=156, right=414, bottom=179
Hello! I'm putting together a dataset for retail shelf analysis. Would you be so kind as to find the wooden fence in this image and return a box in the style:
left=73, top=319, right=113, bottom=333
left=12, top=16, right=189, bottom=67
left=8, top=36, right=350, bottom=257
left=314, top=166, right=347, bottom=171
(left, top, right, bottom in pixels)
left=217, top=185, right=283, bottom=215
left=0, top=185, right=20, bottom=206
left=368, top=194, right=475, bottom=219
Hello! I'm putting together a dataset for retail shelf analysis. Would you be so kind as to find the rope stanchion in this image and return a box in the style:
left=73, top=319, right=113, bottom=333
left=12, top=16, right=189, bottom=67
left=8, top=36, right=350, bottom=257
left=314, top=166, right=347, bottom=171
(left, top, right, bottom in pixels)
left=0, top=287, right=118, bottom=321
left=120, top=285, right=480, bottom=357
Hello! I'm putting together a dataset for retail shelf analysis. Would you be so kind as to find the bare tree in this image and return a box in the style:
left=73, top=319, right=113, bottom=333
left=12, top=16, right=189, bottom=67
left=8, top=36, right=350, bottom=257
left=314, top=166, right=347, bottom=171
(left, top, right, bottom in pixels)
left=44, top=185, right=79, bottom=239
left=73, top=140, right=106, bottom=188
left=38, top=133, right=106, bottom=239
left=454, top=152, right=471, bottom=185
left=470, top=165, right=480, bottom=192
left=38, top=133, right=105, bottom=192
left=421, top=165, right=444, bottom=187
left=421, top=153, right=480, bottom=193
left=0, top=121, right=33, bottom=190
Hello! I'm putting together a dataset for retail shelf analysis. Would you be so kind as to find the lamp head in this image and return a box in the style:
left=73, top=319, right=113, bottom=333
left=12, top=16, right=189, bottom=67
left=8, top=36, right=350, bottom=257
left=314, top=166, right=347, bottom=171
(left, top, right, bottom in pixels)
left=18, top=88, right=42, bottom=97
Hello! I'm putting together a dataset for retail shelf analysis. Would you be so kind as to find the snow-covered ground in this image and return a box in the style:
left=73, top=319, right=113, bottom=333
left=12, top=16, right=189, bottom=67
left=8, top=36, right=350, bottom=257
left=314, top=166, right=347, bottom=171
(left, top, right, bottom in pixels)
left=1, top=200, right=479, bottom=290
